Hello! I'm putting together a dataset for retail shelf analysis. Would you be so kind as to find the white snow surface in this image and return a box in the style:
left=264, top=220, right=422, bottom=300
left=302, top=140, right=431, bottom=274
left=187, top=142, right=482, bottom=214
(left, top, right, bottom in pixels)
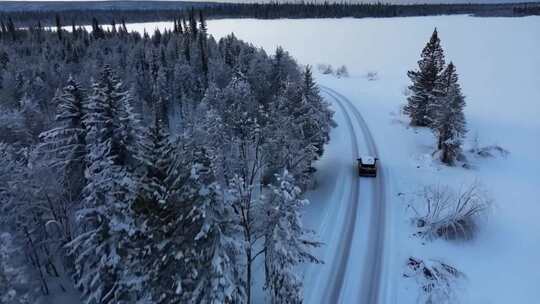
left=204, top=15, right=540, bottom=304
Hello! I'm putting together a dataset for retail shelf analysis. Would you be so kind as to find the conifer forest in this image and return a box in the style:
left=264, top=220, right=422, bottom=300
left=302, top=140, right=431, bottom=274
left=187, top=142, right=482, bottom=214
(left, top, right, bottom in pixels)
left=0, top=2, right=539, bottom=304
left=0, top=12, right=334, bottom=304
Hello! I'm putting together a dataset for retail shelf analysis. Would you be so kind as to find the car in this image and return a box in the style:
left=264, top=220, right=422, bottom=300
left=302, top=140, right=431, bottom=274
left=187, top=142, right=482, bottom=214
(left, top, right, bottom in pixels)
left=357, top=156, right=378, bottom=177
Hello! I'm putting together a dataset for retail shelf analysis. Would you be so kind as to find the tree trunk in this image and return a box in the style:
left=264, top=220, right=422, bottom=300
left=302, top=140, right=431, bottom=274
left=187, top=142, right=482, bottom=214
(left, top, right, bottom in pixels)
left=246, top=247, right=252, bottom=304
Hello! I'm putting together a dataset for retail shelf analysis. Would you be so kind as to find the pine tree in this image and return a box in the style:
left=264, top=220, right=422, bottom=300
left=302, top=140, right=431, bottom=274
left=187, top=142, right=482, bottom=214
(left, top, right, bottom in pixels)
left=134, top=116, right=175, bottom=213
left=67, top=66, right=140, bottom=304
left=198, top=11, right=209, bottom=83
left=39, top=77, right=87, bottom=198
left=432, top=62, right=467, bottom=165
left=405, top=28, right=446, bottom=127
left=300, top=65, right=333, bottom=159
left=264, top=170, right=321, bottom=304
left=129, top=115, right=178, bottom=302
left=152, top=67, right=170, bottom=129
left=190, top=149, right=246, bottom=304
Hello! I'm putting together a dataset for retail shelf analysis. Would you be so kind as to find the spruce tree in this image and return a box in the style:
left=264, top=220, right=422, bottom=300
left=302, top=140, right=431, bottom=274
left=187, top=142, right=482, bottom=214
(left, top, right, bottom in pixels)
left=39, top=77, right=87, bottom=198
left=191, top=149, right=246, bottom=304
left=264, top=170, right=321, bottom=304
left=405, top=28, right=445, bottom=127
left=300, top=65, right=333, bottom=159
left=152, top=67, right=170, bottom=129
left=432, top=62, right=467, bottom=165
left=67, top=66, right=139, bottom=304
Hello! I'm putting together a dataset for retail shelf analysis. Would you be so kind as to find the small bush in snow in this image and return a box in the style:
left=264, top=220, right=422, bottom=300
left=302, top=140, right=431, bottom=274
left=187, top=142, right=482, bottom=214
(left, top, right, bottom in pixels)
left=365, top=71, right=379, bottom=81
left=468, top=134, right=509, bottom=158
left=317, top=63, right=334, bottom=75
left=412, top=182, right=492, bottom=240
left=335, top=65, right=349, bottom=78
left=404, top=257, right=463, bottom=304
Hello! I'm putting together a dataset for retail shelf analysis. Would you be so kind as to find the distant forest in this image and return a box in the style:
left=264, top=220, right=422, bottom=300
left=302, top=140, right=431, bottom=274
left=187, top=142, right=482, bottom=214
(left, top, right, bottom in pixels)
left=1, top=1, right=539, bottom=27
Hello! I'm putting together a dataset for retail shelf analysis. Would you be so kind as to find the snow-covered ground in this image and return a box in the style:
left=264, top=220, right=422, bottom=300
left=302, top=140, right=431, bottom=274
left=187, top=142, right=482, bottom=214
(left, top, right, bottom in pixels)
left=203, top=15, right=540, bottom=303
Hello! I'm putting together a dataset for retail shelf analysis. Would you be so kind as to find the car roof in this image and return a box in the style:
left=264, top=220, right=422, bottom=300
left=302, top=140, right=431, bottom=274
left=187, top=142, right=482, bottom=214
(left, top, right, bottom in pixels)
left=359, top=156, right=376, bottom=165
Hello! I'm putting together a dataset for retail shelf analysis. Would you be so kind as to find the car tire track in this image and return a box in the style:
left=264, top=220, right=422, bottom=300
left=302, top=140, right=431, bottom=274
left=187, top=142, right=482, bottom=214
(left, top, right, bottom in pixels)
left=321, top=86, right=387, bottom=304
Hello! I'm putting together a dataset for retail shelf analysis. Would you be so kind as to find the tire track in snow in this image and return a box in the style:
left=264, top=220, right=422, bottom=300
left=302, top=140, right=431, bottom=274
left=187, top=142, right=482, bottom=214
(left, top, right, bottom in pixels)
left=319, top=90, right=362, bottom=304
left=322, top=86, right=387, bottom=304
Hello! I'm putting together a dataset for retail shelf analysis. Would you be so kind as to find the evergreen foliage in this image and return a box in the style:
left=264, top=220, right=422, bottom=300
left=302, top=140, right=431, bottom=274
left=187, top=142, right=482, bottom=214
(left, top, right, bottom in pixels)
left=432, top=62, right=467, bottom=165
left=264, top=170, right=321, bottom=304
left=406, top=30, right=467, bottom=166
left=0, top=14, right=333, bottom=303
left=405, top=28, right=445, bottom=127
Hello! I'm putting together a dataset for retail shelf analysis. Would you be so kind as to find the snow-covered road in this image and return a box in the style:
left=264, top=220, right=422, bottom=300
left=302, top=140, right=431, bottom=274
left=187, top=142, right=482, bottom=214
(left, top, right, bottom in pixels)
left=312, top=87, right=388, bottom=304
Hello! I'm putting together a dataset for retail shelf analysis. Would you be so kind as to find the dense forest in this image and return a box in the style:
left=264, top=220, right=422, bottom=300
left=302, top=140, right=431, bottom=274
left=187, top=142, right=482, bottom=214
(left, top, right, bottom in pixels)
left=0, top=11, right=335, bottom=303
left=1, top=1, right=539, bottom=26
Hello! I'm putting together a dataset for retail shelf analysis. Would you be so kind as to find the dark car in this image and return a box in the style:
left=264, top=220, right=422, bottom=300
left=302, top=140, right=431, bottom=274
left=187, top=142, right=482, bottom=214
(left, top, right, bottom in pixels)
left=357, top=156, right=378, bottom=177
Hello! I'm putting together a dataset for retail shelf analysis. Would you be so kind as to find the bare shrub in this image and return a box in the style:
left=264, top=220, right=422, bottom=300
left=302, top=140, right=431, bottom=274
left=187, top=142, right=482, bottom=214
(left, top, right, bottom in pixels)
left=412, top=182, right=492, bottom=240
left=335, top=65, right=349, bottom=78
left=404, top=257, right=463, bottom=304
left=317, top=63, right=334, bottom=75
left=468, top=132, right=509, bottom=158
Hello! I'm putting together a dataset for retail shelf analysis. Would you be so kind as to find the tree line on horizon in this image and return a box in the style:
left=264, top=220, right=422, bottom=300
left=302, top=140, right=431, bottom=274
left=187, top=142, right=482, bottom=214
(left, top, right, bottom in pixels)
left=1, top=1, right=539, bottom=27
left=0, top=12, right=334, bottom=304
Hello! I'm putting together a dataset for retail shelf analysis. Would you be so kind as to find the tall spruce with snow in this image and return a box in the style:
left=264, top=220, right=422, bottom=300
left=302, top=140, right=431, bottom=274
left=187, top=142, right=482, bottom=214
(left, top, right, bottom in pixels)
left=134, top=124, right=237, bottom=303
left=432, top=62, right=467, bottom=165
left=264, top=170, right=321, bottom=304
left=39, top=77, right=87, bottom=198
left=405, top=28, right=446, bottom=127
left=191, top=149, right=246, bottom=304
left=152, top=67, right=170, bottom=129
left=131, top=116, right=180, bottom=302
left=300, top=66, right=333, bottom=159
left=68, top=66, right=139, bottom=304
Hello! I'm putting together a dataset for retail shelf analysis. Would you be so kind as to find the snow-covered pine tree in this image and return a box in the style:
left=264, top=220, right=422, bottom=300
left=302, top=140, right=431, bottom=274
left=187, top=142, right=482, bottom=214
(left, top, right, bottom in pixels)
left=68, top=66, right=139, bottom=304
left=264, top=66, right=333, bottom=189
left=129, top=114, right=178, bottom=302
left=133, top=124, right=237, bottom=303
left=405, top=28, right=446, bottom=127
left=198, top=11, right=209, bottom=82
left=92, top=65, right=143, bottom=171
left=152, top=67, right=170, bottom=129
left=190, top=149, right=246, bottom=304
left=299, top=65, right=333, bottom=160
left=135, top=116, right=175, bottom=212
left=432, top=62, right=467, bottom=165
left=264, top=170, right=321, bottom=304
left=39, top=77, right=87, bottom=198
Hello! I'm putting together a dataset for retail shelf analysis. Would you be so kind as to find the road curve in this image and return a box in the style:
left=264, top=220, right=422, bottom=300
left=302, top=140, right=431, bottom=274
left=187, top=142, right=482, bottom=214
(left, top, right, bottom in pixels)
left=320, top=86, right=387, bottom=304
left=319, top=89, right=362, bottom=304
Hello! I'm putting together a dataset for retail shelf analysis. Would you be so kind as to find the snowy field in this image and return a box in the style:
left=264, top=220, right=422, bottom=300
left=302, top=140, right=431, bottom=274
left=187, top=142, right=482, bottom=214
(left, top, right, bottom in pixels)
left=204, top=16, right=540, bottom=304
left=56, top=15, right=540, bottom=303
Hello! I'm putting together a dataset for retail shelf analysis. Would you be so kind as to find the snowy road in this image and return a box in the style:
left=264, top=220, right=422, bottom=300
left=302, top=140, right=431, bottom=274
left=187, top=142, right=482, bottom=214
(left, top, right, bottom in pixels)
left=319, top=87, right=387, bottom=304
